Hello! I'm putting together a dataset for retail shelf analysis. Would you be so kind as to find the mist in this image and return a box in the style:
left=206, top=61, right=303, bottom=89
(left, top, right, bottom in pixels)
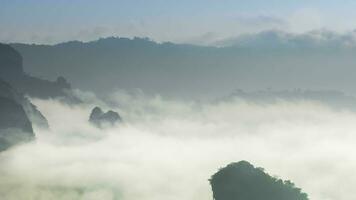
left=0, top=90, right=355, bottom=200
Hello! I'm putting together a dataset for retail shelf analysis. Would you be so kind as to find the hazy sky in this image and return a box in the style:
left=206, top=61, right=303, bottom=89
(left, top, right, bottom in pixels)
left=2, top=0, right=356, bottom=44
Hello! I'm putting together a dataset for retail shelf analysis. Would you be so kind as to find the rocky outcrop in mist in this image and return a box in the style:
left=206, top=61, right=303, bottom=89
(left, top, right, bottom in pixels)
left=0, top=79, right=48, bottom=129
left=0, top=80, right=36, bottom=151
left=89, top=106, right=122, bottom=128
left=210, top=161, right=309, bottom=200
left=0, top=43, right=84, bottom=151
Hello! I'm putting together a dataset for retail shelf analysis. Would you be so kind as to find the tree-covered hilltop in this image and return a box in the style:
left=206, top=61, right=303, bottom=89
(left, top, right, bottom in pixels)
left=210, top=161, right=309, bottom=200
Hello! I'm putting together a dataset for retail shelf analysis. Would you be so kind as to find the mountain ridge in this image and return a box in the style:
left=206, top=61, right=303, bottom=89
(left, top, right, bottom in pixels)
left=11, top=31, right=356, bottom=99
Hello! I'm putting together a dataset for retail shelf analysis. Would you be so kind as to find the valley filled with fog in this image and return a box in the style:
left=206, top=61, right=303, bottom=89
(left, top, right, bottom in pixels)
left=3, top=2, right=356, bottom=199
left=0, top=89, right=356, bottom=200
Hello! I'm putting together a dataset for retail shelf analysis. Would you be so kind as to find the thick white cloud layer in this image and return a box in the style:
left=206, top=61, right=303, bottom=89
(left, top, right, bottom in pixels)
left=0, top=91, right=355, bottom=200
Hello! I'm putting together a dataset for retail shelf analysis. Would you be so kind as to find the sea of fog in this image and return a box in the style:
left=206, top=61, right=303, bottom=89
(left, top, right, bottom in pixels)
left=0, top=90, right=355, bottom=200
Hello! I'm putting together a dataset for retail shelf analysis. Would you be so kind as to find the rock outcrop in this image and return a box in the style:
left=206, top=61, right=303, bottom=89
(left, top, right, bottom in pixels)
left=210, top=161, right=309, bottom=200
left=0, top=80, right=36, bottom=151
left=89, top=106, right=122, bottom=128
left=0, top=42, right=85, bottom=151
left=0, top=79, right=49, bottom=129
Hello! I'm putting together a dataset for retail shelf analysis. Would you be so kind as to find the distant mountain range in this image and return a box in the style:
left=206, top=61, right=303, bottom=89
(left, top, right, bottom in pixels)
left=220, top=89, right=356, bottom=111
left=11, top=31, right=356, bottom=99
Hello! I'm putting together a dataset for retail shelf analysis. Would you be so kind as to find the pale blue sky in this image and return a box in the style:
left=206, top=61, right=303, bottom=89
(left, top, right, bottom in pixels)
left=1, top=0, right=356, bottom=44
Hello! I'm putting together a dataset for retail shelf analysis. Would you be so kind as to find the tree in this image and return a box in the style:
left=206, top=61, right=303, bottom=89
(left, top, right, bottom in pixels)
left=210, top=161, right=309, bottom=200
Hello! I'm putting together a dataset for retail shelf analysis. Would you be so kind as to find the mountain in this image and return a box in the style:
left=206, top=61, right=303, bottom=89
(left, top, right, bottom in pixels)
left=0, top=43, right=80, bottom=102
left=210, top=161, right=309, bottom=200
left=0, top=43, right=83, bottom=151
left=214, top=30, right=356, bottom=48
left=0, top=80, right=36, bottom=151
left=0, top=78, right=49, bottom=129
left=11, top=32, right=356, bottom=99
left=89, top=106, right=122, bottom=128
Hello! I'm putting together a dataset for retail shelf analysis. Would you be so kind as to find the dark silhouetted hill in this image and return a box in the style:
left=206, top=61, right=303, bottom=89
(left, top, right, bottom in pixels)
left=0, top=43, right=80, bottom=102
left=0, top=79, right=48, bottom=129
left=0, top=80, right=36, bottom=151
left=89, top=106, right=122, bottom=128
left=210, top=161, right=309, bottom=200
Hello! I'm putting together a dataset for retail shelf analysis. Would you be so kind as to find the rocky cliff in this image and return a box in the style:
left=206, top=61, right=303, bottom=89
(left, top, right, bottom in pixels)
left=0, top=80, right=36, bottom=151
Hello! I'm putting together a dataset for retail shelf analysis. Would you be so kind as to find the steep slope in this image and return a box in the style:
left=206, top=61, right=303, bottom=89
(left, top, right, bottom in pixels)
left=0, top=80, right=35, bottom=151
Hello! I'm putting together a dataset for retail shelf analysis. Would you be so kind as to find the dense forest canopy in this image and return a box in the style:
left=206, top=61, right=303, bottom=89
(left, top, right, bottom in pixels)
left=210, top=161, right=309, bottom=200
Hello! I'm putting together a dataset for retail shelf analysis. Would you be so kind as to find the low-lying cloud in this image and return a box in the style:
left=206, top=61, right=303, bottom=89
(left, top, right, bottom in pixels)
left=0, top=91, right=356, bottom=200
